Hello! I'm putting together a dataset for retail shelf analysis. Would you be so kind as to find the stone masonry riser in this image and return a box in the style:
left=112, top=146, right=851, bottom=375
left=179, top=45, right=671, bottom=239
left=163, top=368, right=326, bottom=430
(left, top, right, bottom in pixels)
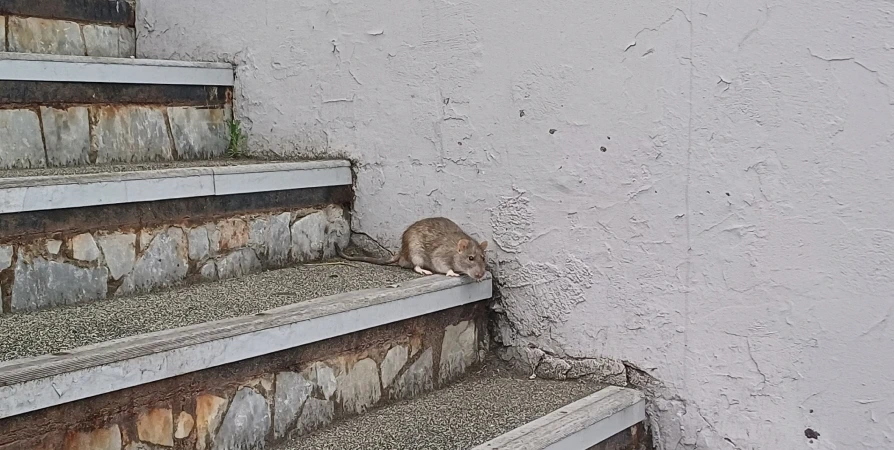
left=1, top=15, right=135, bottom=57
left=0, top=105, right=231, bottom=169
left=0, top=304, right=489, bottom=450
left=0, top=205, right=350, bottom=314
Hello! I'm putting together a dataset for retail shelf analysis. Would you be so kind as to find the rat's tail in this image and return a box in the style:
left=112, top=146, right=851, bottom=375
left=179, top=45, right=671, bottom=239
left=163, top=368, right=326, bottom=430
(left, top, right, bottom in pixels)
left=336, top=245, right=400, bottom=265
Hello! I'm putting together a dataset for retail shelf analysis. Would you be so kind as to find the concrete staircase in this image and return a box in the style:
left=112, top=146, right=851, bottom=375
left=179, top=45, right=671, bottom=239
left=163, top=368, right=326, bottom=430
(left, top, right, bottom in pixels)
left=0, top=2, right=651, bottom=449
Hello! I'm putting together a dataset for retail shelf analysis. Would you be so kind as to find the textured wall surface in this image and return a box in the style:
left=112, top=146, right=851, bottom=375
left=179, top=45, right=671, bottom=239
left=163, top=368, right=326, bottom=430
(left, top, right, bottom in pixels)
left=137, top=1, right=894, bottom=448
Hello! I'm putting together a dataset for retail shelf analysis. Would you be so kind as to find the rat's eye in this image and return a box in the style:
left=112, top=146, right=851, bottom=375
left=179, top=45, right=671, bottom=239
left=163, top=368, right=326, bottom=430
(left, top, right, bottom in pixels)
left=468, top=256, right=475, bottom=261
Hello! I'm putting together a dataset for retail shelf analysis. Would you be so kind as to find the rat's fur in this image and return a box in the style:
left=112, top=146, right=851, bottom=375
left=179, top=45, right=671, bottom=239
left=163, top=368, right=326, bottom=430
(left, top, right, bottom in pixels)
left=337, top=217, right=488, bottom=280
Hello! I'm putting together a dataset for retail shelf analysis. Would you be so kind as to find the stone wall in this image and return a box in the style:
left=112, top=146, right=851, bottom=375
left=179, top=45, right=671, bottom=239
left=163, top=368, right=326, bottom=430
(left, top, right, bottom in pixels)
left=0, top=304, right=488, bottom=450
left=0, top=106, right=230, bottom=170
left=0, top=205, right=349, bottom=313
left=1, top=15, right=135, bottom=57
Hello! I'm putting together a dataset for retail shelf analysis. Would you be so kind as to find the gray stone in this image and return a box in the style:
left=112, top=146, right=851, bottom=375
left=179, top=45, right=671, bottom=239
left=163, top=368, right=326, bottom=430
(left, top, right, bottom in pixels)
left=248, top=217, right=270, bottom=256
left=46, top=240, right=63, bottom=255
left=213, top=387, right=270, bottom=450
left=304, top=362, right=338, bottom=400
left=0, top=109, right=46, bottom=169
left=567, top=357, right=628, bottom=386
left=394, top=348, right=434, bottom=400
left=290, top=211, right=327, bottom=262
left=497, top=345, right=545, bottom=375
left=294, top=398, right=334, bottom=436
left=216, top=248, right=262, bottom=280
left=439, top=320, right=478, bottom=384
left=11, top=252, right=108, bottom=312
left=168, top=107, right=229, bottom=159
left=249, top=213, right=291, bottom=267
left=267, top=213, right=292, bottom=266
left=92, top=106, right=174, bottom=164
left=70, top=233, right=101, bottom=262
left=7, top=16, right=85, bottom=56
left=336, top=358, right=381, bottom=415
left=0, top=16, right=6, bottom=51
left=535, top=355, right=573, bottom=380
left=0, top=246, right=12, bottom=271
left=274, top=372, right=314, bottom=439
left=189, top=227, right=211, bottom=261
left=381, top=345, right=409, bottom=389
left=208, top=226, right=222, bottom=256
left=118, top=227, right=188, bottom=295
left=323, top=206, right=351, bottom=258
left=199, top=261, right=218, bottom=280
left=96, top=233, right=136, bottom=280
left=83, top=24, right=136, bottom=58
left=41, top=106, right=90, bottom=167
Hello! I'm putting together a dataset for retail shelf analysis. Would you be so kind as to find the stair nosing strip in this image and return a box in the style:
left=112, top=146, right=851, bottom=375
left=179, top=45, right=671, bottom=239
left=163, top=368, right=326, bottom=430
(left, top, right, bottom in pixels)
left=0, top=53, right=234, bottom=86
left=472, top=386, right=647, bottom=450
left=0, top=161, right=353, bottom=214
left=0, top=274, right=493, bottom=419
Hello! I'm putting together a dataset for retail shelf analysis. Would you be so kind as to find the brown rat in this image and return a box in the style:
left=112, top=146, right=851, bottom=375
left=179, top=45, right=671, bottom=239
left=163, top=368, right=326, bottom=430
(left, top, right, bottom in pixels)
left=337, top=217, right=488, bottom=280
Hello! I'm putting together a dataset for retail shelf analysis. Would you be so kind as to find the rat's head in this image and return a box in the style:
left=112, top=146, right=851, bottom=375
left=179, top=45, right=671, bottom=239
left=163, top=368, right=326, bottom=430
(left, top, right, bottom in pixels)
left=453, top=239, right=488, bottom=280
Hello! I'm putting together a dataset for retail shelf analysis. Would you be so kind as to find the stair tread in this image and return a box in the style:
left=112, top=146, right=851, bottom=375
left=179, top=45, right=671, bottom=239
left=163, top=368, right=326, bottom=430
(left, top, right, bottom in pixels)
left=276, top=360, right=609, bottom=450
left=0, top=262, right=419, bottom=362
left=0, top=52, right=233, bottom=86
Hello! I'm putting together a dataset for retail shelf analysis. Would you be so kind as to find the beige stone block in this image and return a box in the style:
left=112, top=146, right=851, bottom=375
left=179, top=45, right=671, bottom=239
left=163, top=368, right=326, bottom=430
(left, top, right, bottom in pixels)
left=137, top=408, right=174, bottom=447
left=1, top=16, right=6, bottom=51
left=217, top=218, right=249, bottom=251
left=63, top=425, right=121, bottom=450
left=41, top=106, right=91, bottom=167
left=174, top=411, right=195, bottom=439
left=8, top=16, right=85, bottom=56
left=195, top=395, right=228, bottom=450
left=70, top=233, right=101, bottom=262
left=91, top=106, right=174, bottom=164
left=168, top=107, right=229, bottom=159
left=0, top=109, right=46, bottom=169
left=83, top=24, right=135, bottom=58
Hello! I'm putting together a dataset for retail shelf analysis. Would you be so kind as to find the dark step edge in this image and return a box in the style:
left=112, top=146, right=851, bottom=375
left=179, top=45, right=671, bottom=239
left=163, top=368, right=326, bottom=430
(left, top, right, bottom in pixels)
left=0, top=0, right=135, bottom=27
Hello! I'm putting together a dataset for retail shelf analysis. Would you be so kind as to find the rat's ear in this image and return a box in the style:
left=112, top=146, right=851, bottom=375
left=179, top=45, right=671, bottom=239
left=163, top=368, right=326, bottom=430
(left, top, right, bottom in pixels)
left=479, top=241, right=488, bottom=251
left=457, top=239, right=469, bottom=252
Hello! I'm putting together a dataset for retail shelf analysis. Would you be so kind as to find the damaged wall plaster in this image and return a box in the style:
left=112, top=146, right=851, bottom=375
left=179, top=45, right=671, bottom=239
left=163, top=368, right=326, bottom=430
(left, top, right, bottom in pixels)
left=137, top=0, right=894, bottom=448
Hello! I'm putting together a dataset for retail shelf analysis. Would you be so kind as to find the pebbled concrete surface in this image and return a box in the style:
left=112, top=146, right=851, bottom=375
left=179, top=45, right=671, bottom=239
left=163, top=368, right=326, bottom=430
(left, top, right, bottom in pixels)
left=0, top=158, right=305, bottom=179
left=277, top=358, right=605, bottom=450
left=0, top=262, right=418, bottom=361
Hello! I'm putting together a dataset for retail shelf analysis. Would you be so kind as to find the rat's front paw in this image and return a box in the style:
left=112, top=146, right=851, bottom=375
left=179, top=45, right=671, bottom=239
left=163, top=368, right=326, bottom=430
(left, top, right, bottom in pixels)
left=445, top=270, right=461, bottom=277
left=414, top=266, right=434, bottom=275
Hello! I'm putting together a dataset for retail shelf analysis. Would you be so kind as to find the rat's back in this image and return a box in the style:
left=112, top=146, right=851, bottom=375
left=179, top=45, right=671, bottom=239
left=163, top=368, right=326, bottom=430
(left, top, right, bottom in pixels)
left=401, top=217, right=470, bottom=251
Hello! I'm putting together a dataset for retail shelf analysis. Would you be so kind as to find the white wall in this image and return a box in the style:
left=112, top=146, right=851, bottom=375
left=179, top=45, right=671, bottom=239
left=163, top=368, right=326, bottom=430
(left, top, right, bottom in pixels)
left=137, top=1, right=894, bottom=448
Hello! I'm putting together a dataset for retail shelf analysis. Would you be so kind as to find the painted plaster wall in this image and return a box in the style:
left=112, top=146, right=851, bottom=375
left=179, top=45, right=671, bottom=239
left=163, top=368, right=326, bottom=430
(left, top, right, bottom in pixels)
left=136, top=1, right=894, bottom=448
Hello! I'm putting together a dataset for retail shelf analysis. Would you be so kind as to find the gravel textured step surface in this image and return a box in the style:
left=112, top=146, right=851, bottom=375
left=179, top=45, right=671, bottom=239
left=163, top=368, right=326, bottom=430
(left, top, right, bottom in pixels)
left=0, top=262, right=419, bottom=361
left=278, top=359, right=606, bottom=450
left=0, top=158, right=310, bottom=179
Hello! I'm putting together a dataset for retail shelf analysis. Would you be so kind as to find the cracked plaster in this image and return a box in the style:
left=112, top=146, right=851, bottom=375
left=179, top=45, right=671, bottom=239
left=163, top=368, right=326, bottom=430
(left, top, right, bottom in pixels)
left=138, top=1, right=894, bottom=448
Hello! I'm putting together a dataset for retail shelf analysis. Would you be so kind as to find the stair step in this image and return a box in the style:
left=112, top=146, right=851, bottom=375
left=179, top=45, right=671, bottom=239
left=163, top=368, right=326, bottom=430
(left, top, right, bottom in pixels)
left=277, top=361, right=647, bottom=450
left=1, top=0, right=136, bottom=58
left=0, top=266, right=493, bottom=419
left=0, top=53, right=235, bottom=170
left=0, top=53, right=234, bottom=86
left=0, top=159, right=352, bottom=213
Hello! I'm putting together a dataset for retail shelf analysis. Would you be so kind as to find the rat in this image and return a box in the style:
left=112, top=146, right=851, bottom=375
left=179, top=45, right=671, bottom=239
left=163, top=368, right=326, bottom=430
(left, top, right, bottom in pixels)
left=337, top=217, right=488, bottom=280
